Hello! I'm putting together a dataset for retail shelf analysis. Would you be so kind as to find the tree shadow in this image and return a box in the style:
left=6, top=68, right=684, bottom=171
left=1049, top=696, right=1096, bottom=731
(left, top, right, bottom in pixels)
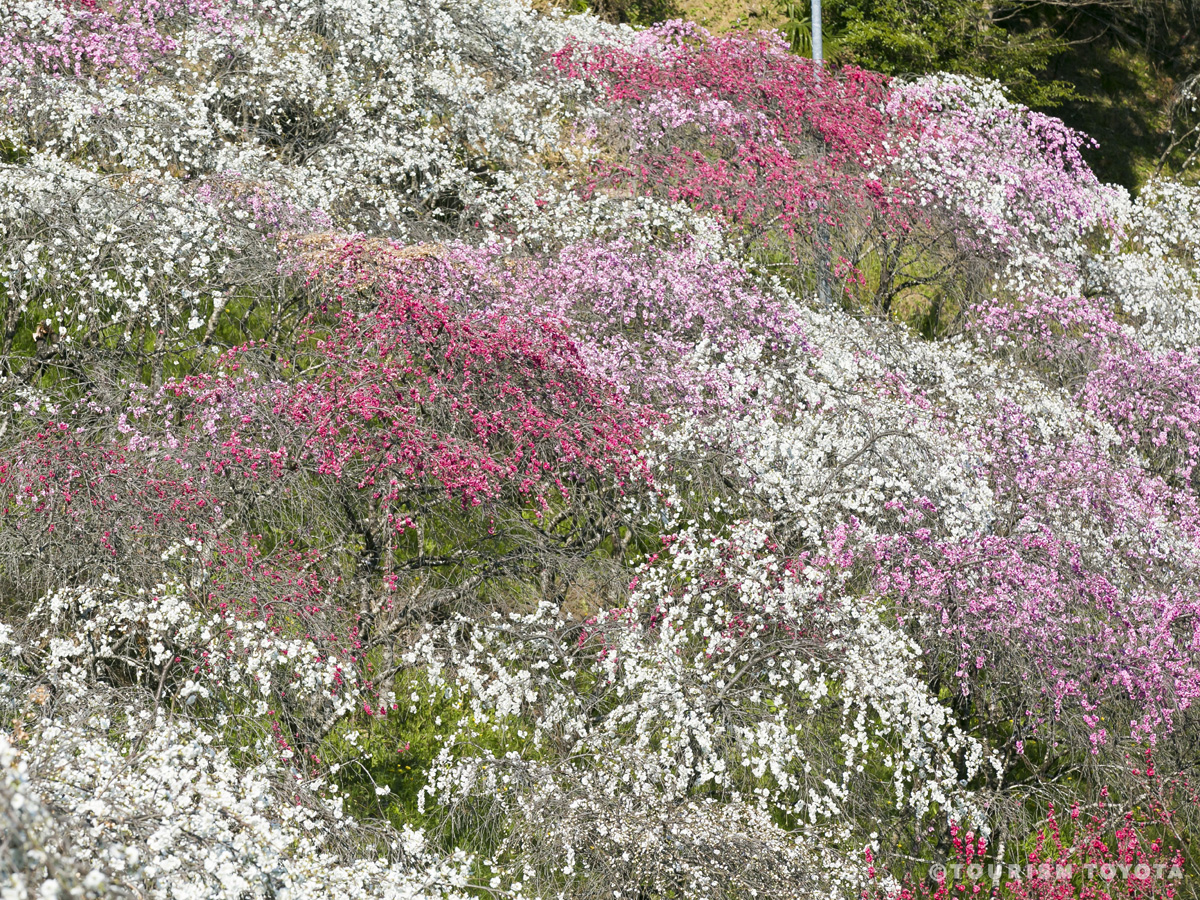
left=1037, top=21, right=1174, bottom=191
left=588, top=0, right=681, bottom=26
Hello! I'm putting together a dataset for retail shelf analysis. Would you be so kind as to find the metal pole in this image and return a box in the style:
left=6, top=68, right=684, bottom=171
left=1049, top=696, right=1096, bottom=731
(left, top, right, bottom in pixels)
left=813, top=0, right=832, bottom=307
left=812, top=0, right=822, bottom=65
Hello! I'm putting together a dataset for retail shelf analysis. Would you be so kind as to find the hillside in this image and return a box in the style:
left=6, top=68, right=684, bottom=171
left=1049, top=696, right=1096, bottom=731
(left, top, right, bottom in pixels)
left=630, top=0, right=1193, bottom=191
left=4, top=2, right=1200, bottom=899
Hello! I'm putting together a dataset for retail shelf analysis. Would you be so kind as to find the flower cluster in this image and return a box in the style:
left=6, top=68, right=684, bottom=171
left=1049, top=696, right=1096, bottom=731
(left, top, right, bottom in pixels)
left=7, top=3, right=1200, bottom=899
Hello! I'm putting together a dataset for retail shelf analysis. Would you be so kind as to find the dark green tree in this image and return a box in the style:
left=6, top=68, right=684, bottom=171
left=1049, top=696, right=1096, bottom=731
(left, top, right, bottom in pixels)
left=824, top=0, right=1076, bottom=106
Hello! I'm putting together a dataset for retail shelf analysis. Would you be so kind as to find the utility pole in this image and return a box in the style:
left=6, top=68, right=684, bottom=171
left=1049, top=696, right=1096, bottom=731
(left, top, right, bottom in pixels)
left=812, top=0, right=822, bottom=64
left=812, top=0, right=833, bottom=308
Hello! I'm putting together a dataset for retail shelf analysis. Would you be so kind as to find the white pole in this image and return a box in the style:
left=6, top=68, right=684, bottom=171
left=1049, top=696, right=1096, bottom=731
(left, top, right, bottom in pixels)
left=812, top=0, right=823, bottom=65
left=813, top=0, right=832, bottom=307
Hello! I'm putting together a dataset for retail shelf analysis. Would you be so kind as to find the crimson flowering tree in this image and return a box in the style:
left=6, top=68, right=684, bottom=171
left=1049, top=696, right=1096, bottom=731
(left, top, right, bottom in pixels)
left=552, top=30, right=1122, bottom=325
left=246, top=238, right=655, bottom=515
left=552, top=21, right=905, bottom=281
left=0, top=236, right=658, bottom=785
left=872, top=763, right=1189, bottom=900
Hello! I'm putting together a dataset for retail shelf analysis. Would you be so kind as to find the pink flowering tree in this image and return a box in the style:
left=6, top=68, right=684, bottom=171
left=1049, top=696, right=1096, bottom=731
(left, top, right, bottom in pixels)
left=377, top=240, right=806, bottom=414
left=0, top=0, right=231, bottom=78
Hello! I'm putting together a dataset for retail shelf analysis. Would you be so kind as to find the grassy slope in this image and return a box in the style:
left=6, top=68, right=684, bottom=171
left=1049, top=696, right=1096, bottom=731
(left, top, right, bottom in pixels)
left=674, top=0, right=785, bottom=33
